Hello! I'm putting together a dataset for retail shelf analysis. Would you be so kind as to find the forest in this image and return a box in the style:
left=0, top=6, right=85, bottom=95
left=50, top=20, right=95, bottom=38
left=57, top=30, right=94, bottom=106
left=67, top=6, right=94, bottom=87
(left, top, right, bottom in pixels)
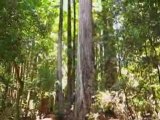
left=0, top=0, right=160, bottom=120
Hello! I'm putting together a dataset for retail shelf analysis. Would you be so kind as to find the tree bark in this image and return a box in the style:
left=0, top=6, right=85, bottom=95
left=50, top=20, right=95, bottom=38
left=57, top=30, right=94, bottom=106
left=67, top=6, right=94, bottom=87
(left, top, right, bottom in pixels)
left=66, top=0, right=73, bottom=106
left=74, top=0, right=94, bottom=120
left=73, top=0, right=76, bottom=73
left=14, top=62, right=24, bottom=120
left=71, top=0, right=76, bottom=104
left=56, top=0, right=64, bottom=114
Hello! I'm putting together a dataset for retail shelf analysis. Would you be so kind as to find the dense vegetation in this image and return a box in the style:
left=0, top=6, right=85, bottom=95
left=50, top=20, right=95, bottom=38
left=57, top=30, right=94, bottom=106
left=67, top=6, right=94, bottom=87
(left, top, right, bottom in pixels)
left=0, top=0, right=159, bottom=120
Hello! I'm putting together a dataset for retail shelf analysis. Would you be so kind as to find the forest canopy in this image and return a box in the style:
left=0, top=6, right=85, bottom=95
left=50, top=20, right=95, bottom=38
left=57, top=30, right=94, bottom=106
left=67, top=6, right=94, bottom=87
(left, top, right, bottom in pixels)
left=0, top=0, right=160, bottom=120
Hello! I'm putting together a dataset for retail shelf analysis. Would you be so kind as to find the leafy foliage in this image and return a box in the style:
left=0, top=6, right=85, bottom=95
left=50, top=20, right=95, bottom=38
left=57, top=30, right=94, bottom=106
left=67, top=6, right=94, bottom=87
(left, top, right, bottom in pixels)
left=0, top=0, right=160, bottom=119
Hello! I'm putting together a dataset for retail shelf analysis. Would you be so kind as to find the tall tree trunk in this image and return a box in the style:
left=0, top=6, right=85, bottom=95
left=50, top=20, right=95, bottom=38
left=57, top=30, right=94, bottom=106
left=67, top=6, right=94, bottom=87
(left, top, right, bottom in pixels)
left=74, top=0, right=94, bottom=119
left=14, top=62, right=24, bottom=120
left=66, top=0, right=73, bottom=106
left=56, top=0, right=64, bottom=114
left=71, top=0, right=76, bottom=103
